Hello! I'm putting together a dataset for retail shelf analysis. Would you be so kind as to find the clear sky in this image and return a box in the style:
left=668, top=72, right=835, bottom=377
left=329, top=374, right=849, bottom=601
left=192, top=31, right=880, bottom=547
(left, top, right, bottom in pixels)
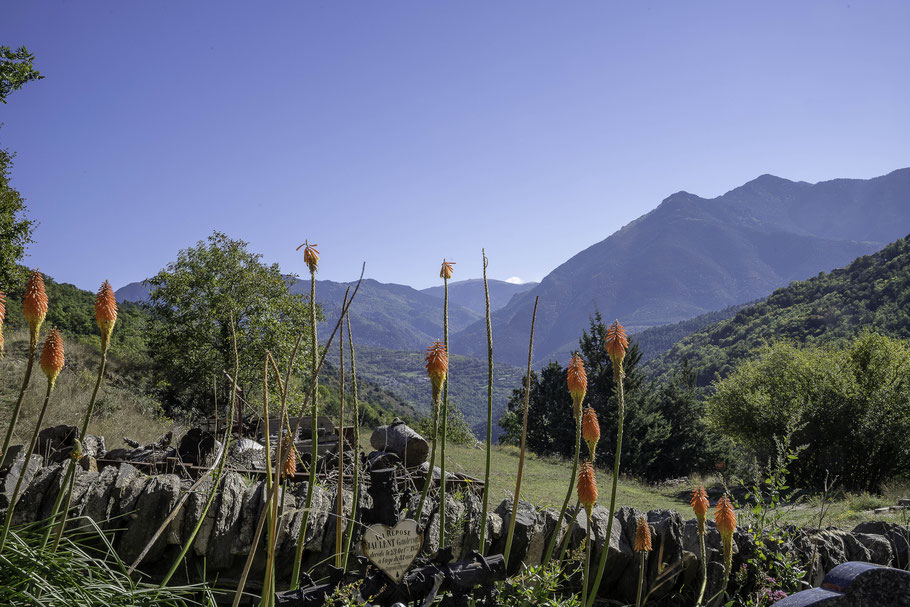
left=2, top=1, right=908, bottom=293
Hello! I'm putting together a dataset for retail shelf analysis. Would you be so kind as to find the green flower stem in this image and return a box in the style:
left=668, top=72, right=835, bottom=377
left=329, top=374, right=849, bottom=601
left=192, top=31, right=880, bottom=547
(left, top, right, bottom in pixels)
left=414, top=396, right=439, bottom=521
left=335, top=326, right=345, bottom=568
left=635, top=551, right=646, bottom=607
left=478, top=251, right=494, bottom=554
left=0, top=379, right=53, bottom=553
left=556, top=501, right=580, bottom=562
left=341, top=315, right=360, bottom=571
left=585, top=365, right=625, bottom=607
left=503, top=297, right=538, bottom=567
left=292, top=268, right=319, bottom=589
left=0, top=344, right=38, bottom=463
left=439, top=276, right=449, bottom=548
left=45, top=348, right=109, bottom=551
left=542, top=412, right=582, bottom=566
left=582, top=506, right=592, bottom=607
left=696, top=526, right=707, bottom=606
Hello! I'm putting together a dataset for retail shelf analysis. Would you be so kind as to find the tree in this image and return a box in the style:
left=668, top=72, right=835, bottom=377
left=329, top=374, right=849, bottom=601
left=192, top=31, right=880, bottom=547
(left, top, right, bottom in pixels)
left=500, top=312, right=669, bottom=479
left=0, top=45, right=41, bottom=289
left=146, top=232, right=318, bottom=416
left=0, top=142, right=36, bottom=289
left=1, top=46, right=42, bottom=104
left=708, top=332, right=910, bottom=491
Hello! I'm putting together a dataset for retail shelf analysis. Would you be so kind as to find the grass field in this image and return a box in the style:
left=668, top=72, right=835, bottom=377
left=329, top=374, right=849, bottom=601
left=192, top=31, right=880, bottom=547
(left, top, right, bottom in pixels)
left=405, top=438, right=910, bottom=530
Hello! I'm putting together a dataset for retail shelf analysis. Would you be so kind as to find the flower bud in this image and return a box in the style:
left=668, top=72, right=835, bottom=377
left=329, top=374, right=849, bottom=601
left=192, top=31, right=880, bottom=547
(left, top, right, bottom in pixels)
left=440, top=259, right=455, bottom=280
left=566, top=354, right=587, bottom=418
left=40, top=327, right=65, bottom=387
left=577, top=460, right=598, bottom=514
left=634, top=515, right=652, bottom=552
left=95, top=280, right=118, bottom=351
left=23, top=270, right=48, bottom=350
left=425, top=340, right=448, bottom=403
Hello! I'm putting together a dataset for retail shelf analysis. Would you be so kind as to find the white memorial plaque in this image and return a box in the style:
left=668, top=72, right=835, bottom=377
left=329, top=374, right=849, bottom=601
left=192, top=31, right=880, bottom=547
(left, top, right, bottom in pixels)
left=362, top=519, right=423, bottom=584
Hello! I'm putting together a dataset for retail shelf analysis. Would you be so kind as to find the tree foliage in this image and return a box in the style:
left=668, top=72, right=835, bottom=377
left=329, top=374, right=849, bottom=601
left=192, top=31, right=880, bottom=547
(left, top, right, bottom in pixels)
left=146, top=232, right=317, bottom=416
left=645, top=234, right=910, bottom=386
left=500, top=312, right=728, bottom=480
left=708, top=332, right=910, bottom=491
left=0, top=142, right=36, bottom=290
left=0, top=45, right=42, bottom=104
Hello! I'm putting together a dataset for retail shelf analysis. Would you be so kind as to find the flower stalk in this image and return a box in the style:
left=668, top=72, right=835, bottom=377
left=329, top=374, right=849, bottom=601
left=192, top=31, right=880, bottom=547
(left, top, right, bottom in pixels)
left=335, top=319, right=345, bottom=568
left=479, top=250, right=494, bottom=554
left=438, top=259, right=454, bottom=548
left=0, top=327, right=64, bottom=553
left=292, top=240, right=320, bottom=589
left=586, top=319, right=628, bottom=607
left=415, top=340, right=447, bottom=521
left=503, top=296, right=538, bottom=567
left=715, top=494, right=737, bottom=603
left=691, top=485, right=710, bottom=606
left=577, top=461, right=598, bottom=607
left=1, top=270, right=48, bottom=463
left=542, top=353, right=587, bottom=566
left=45, top=281, right=118, bottom=550
left=341, top=314, right=360, bottom=571
left=634, top=516, right=652, bottom=607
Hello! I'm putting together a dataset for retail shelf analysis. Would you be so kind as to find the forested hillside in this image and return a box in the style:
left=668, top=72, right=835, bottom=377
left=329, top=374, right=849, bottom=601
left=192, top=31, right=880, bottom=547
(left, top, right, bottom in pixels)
left=644, top=234, right=910, bottom=385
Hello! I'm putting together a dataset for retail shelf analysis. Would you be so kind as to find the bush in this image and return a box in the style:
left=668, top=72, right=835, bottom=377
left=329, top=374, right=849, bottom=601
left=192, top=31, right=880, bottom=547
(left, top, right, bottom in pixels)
left=708, top=332, right=910, bottom=491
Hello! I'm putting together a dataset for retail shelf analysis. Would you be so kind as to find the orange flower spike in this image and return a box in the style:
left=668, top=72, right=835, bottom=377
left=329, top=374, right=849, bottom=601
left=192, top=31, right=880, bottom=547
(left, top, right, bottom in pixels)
left=715, top=494, right=736, bottom=538
left=440, top=259, right=455, bottom=280
left=425, top=340, right=448, bottom=403
left=605, top=319, right=628, bottom=368
left=94, top=280, right=118, bottom=351
left=22, top=270, right=49, bottom=350
left=40, top=328, right=65, bottom=388
left=296, top=241, right=320, bottom=274
left=281, top=436, right=297, bottom=479
left=715, top=493, right=737, bottom=576
left=691, top=485, right=710, bottom=534
left=634, top=516, right=652, bottom=552
left=582, top=407, right=600, bottom=459
left=577, top=460, right=598, bottom=515
left=566, top=354, right=587, bottom=418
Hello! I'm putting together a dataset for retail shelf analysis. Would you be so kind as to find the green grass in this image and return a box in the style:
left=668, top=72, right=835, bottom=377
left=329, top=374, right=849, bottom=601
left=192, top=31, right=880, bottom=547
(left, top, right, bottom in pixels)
left=366, top=434, right=910, bottom=530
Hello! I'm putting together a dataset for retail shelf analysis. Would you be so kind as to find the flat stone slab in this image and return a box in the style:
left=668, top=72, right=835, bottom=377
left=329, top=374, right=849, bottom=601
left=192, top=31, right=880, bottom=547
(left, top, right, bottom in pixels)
left=775, top=561, right=910, bottom=606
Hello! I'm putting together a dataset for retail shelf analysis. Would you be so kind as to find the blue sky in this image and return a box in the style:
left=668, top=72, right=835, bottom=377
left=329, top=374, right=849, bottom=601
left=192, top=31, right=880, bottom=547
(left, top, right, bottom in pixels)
left=2, top=1, right=908, bottom=293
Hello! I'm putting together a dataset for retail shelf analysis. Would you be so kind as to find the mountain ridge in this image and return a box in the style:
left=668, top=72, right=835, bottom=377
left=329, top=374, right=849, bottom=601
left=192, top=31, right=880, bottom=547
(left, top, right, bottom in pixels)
left=450, top=168, right=910, bottom=366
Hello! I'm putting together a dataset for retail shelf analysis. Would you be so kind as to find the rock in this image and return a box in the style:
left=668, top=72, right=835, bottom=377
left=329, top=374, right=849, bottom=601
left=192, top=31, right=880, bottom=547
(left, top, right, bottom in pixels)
left=82, top=434, right=105, bottom=459
left=11, top=463, right=62, bottom=525
left=0, top=452, right=43, bottom=510
left=228, top=439, right=265, bottom=470
left=455, top=491, right=485, bottom=559
left=37, top=425, right=79, bottom=464
left=233, top=480, right=265, bottom=557
left=117, top=473, right=181, bottom=563
left=206, top=472, right=247, bottom=569
left=643, top=509, right=686, bottom=602
left=177, top=429, right=221, bottom=468
left=490, top=498, right=541, bottom=574
left=81, top=464, right=120, bottom=526
left=854, top=532, right=893, bottom=566
left=370, top=420, right=429, bottom=468
left=853, top=521, right=910, bottom=569
left=186, top=476, right=216, bottom=556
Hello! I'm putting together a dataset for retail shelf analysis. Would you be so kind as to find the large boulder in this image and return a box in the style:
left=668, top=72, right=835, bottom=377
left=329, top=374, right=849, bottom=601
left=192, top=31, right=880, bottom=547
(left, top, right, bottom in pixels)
left=117, top=473, right=181, bottom=563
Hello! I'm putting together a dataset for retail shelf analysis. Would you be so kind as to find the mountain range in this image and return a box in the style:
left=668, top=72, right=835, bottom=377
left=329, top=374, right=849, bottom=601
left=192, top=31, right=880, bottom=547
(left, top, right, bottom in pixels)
left=642, top=233, right=910, bottom=386
left=115, top=277, right=536, bottom=353
left=450, top=168, right=910, bottom=366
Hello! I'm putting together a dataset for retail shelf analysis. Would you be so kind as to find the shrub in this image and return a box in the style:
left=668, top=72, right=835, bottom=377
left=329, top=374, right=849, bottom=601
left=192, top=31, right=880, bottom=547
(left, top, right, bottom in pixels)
left=708, top=332, right=910, bottom=491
